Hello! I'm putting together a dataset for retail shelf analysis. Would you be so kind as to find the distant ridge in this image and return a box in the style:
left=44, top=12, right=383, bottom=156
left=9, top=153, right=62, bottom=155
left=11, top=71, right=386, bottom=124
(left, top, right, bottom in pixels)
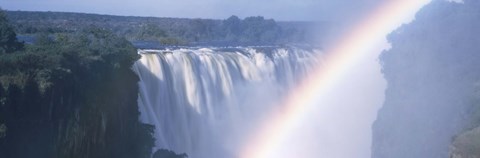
left=6, top=10, right=329, bottom=47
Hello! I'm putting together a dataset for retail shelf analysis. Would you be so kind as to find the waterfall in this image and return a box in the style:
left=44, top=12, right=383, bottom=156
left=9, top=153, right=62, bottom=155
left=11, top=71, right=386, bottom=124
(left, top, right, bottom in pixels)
left=132, top=47, right=321, bottom=157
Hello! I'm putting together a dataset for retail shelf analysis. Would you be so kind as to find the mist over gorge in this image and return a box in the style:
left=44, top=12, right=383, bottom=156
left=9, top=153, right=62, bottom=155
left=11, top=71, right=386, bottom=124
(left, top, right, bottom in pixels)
left=133, top=47, right=319, bottom=157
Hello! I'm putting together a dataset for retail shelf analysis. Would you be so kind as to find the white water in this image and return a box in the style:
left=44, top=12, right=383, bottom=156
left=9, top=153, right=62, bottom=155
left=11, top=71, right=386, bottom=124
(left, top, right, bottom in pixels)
left=132, top=47, right=321, bottom=157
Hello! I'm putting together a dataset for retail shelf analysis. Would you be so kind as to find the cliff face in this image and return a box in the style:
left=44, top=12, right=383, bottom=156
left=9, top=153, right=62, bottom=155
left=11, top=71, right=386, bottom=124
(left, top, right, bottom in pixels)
left=450, top=83, right=480, bottom=158
left=450, top=127, right=480, bottom=158
left=0, top=14, right=154, bottom=158
left=372, top=1, right=480, bottom=158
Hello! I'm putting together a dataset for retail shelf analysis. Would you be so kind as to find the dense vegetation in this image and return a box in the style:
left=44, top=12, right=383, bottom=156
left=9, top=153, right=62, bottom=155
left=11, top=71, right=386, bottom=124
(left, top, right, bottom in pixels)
left=6, top=11, right=320, bottom=46
left=152, top=149, right=188, bottom=158
left=372, top=1, right=480, bottom=158
left=0, top=9, right=156, bottom=158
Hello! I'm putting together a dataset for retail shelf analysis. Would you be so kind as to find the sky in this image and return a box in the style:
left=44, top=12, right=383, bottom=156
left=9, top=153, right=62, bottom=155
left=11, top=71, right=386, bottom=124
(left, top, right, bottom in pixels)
left=0, top=0, right=382, bottom=21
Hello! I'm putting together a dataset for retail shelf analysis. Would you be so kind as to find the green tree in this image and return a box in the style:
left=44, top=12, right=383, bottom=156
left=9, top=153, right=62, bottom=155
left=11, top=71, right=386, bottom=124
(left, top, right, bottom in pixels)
left=224, top=16, right=241, bottom=34
left=22, top=78, right=42, bottom=119
left=222, top=15, right=242, bottom=42
left=153, top=149, right=188, bottom=158
left=0, top=82, right=4, bottom=103
left=0, top=18, right=154, bottom=158
left=138, top=23, right=167, bottom=41
left=0, top=9, right=23, bottom=54
left=5, top=84, right=22, bottom=120
left=0, top=82, right=5, bottom=122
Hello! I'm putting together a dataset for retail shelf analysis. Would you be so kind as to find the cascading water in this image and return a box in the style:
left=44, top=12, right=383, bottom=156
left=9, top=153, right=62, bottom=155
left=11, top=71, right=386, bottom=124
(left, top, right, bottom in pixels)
left=132, top=47, right=321, bottom=157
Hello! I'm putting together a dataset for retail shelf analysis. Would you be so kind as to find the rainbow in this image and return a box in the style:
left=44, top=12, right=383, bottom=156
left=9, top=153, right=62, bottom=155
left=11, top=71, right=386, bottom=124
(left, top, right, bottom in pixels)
left=239, top=0, right=431, bottom=158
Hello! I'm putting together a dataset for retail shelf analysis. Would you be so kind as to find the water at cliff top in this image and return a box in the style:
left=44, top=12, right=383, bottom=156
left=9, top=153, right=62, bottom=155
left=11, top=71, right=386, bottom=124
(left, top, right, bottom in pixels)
left=132, top=47, right=321, bottom=157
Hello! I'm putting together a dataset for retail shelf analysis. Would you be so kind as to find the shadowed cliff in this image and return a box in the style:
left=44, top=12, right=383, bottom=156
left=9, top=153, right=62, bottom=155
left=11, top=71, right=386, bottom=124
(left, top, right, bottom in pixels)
left=373, top=1, right=480, bottom=158
left=0, top=9, right=155, bottom=158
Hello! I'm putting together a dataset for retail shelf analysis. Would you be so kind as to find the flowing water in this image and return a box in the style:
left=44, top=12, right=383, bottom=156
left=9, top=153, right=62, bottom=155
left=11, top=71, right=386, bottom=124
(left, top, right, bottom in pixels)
left=132, top=47, right=321, bottom=157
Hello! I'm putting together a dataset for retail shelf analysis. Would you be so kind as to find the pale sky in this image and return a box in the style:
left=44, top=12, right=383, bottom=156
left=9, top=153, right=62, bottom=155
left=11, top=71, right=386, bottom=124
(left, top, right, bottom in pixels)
left=0, top=0, right=382, bottom=21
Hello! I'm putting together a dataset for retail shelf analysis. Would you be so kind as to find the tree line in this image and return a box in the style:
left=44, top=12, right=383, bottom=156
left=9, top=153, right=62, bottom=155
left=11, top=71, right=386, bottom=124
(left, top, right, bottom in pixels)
left=0, top=9, right=158, bottom=158
left=6, top=11, right=317, bottom=46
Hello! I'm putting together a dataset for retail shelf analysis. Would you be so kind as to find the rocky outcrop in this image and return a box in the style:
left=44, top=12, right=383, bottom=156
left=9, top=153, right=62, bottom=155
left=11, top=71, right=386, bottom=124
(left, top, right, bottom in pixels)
left=372, top=1, right=480, bottom=158
left=450, top=127, right=480, bottom=158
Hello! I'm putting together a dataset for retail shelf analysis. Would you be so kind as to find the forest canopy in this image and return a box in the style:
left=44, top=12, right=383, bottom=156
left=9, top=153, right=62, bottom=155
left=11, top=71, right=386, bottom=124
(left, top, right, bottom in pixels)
left=0, top=9, right=155, bottom=158
left=6, top=11, right=321, bottom=46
